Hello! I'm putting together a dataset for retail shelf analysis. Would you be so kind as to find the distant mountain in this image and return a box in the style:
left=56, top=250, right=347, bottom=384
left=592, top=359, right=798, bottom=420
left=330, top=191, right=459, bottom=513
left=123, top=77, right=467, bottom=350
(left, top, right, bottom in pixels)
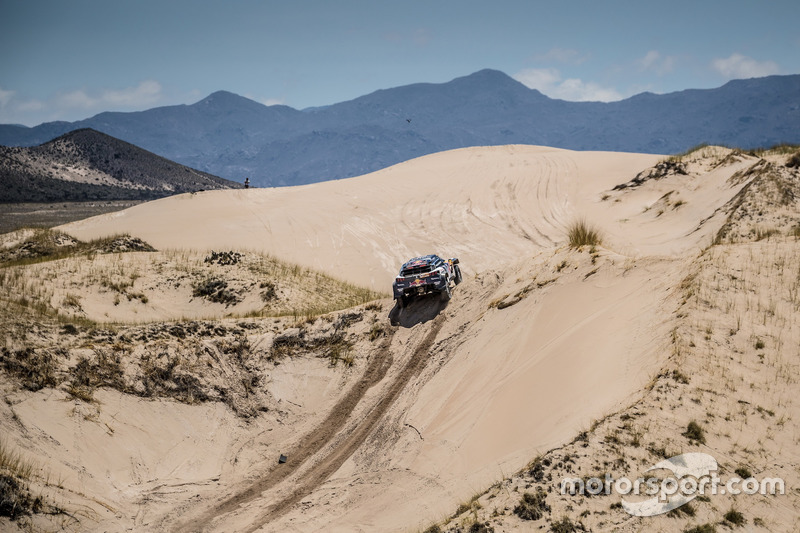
left=0, top=128, right=242, bottom=202
left=1, top=70, right=799, bottom=187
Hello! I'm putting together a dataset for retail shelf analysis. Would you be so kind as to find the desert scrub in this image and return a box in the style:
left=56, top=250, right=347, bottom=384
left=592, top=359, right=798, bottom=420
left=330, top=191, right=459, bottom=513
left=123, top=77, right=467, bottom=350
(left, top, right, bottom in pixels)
left=0, top=439, right=66, bottom=523
left=550, top=516, right=587, bottom=533
left=683, top=420, right=706, bottom=444
left=0, top=229, right=154, bottom=267
left=723, top=508, right=745, bottom=526
left=513, top=488, right=550, bottom=520
left=0, top=347, right=58, bottom=391
left=684, top=524, right=716, bottom=533
left=567, top=219, right=602, bottom=248
left=368, top=321, right=385, bottom=341
left=192, top=277, right=241, bottom=305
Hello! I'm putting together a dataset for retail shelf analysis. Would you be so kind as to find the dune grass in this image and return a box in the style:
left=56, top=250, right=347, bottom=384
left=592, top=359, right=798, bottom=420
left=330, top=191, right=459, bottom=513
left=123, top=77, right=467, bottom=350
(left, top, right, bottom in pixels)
left=567, top=219, right=602, bottom=249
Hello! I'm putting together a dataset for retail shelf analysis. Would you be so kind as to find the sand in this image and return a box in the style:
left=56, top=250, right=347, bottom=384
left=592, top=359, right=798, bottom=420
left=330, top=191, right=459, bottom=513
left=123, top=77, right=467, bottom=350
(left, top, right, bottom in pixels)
left=2, top=144, right=798, bottom=532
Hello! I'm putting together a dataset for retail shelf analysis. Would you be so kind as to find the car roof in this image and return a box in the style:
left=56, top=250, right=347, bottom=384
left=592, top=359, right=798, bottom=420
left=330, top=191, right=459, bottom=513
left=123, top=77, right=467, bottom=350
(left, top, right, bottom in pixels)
left=401, top=254, right=442, bottom=268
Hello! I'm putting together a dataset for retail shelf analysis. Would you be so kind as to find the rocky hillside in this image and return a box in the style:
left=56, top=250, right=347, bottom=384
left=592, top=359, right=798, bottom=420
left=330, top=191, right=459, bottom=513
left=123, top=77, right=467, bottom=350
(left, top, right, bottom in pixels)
left=0, top=129, right=243, bottom=202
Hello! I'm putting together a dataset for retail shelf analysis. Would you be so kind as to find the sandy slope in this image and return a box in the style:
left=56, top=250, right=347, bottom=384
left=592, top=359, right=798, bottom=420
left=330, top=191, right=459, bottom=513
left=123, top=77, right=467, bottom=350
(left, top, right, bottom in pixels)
left=4, top=145, right=793, bottom=532
left=61, top=146, right=665, bottom=289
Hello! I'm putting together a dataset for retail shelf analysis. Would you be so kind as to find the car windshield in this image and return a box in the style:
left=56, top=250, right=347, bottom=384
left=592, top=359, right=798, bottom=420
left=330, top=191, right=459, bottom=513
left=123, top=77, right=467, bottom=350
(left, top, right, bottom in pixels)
left=401, top=263, right=432, bottom=276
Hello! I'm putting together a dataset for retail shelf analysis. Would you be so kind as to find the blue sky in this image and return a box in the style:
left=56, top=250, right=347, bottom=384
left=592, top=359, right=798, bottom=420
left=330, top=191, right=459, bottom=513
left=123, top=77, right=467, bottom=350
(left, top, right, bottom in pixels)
left=1, top=0, right=798, bottom=126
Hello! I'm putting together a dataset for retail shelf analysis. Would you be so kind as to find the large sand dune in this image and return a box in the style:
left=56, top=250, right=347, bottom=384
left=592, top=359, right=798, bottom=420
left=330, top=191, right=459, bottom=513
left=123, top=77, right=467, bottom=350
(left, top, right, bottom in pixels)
left=62, top=145, right=670, bottom=288
left=4, top=145, right=797, bottom=532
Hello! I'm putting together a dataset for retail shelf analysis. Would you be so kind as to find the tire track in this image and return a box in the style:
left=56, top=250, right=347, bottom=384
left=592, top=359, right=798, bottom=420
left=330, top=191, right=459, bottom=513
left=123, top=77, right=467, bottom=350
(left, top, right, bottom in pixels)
left=243, top=314, right=444, bottom=531
left=175, top=328, right=396, bottom=532
left=176, top=315, right=444, bottom=532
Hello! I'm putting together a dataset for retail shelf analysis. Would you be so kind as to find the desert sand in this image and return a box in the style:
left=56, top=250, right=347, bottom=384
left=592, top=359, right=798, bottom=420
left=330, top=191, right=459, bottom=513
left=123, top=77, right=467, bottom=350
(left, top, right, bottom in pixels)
left=2, top=144, right=799, bottom=532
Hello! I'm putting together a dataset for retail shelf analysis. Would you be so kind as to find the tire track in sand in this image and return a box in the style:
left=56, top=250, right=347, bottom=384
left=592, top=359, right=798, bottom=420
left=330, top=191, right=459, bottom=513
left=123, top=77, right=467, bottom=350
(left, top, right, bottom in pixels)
left=177, top=315, right=444, bottom=532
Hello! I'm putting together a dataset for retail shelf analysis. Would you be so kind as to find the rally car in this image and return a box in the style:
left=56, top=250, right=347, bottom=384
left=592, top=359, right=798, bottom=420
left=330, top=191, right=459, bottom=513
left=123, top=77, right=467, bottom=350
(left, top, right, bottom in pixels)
left=392, top=254, right=462, bottom=307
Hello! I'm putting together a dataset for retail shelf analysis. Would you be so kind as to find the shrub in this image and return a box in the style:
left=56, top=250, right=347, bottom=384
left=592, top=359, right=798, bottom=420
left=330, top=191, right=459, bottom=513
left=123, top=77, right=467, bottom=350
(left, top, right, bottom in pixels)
left=192, top=277, right=240, bottom=305
left=683, top=421, right=706, bottom=444
left=551, top=516, right=586, bottom=533
left=0, top=473, right=42, bottom=520
left=513, top=489, right=550, bottom=521
left=723, top=508, right=746, bottom=526
left=684, top=524, right=716, bottom=533
left=567, top=220, right=602, bottom=248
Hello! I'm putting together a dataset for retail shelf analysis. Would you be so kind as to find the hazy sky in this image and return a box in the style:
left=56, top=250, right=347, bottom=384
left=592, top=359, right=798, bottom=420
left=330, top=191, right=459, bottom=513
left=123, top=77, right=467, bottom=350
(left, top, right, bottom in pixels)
left=1, top=0, right=798, bottom=126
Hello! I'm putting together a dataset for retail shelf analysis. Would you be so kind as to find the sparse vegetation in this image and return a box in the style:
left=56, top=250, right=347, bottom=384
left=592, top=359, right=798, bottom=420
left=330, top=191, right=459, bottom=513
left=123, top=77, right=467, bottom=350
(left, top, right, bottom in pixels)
left=683, top=420, right=706, bottom=444
left=567, top=220, right=602, bottom=249
left=192, top=277, right=241, bottom=306
left=723, top=508, right=746, bottom=526
left=368, top=321, right=385, bottom=341
left=684, top=524, right=716, bottom=533
left=513, top=489, right=550, bottom=520
left=0, top=229, right=155, bottom=267
left=0, top=439, right=65, bottom=523
left=550, top=516, right=586, bottom=533
left=0, top=347, right=58, bottom=391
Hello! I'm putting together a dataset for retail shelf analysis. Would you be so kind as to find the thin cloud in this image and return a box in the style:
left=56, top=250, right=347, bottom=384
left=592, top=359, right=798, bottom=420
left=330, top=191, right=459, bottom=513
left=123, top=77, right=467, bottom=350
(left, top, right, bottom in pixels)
left=56, top=80, right=163, bottom=110
left=638, top=50, right=675, bottom=75
left=0, top=87, right=14, bottom=108
left=0, top=80, right=165, bottom=125
left=532, top=47, right=586, bottom=65
left=514, top=68, right=622, bottom=102
left=712, top=53, right=779, bottom=79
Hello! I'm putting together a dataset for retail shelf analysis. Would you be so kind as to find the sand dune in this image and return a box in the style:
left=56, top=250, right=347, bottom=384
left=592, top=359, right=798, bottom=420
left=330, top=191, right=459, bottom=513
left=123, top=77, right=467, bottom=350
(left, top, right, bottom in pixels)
left=3, top=144, right=798, bottom=532
left=62, top=146, right=667, bottom=288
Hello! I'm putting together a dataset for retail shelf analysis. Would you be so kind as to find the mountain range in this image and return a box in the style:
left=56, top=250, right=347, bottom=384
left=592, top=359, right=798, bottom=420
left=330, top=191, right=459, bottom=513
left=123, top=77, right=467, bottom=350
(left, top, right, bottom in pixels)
left=0, top=128, right=241, bottom=202
left=1, top=69, right=799, bottom=187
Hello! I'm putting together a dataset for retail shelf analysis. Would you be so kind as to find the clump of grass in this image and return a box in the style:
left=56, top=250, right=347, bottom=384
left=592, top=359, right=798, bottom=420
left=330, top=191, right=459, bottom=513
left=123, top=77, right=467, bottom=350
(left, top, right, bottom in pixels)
left=567, top=220, right=602, bottom=249
left=754, top=338, right=765, bottom=350
left=0, top=439, right=37, bottom=480
left=671, top=369, right=690, bottom=384
left=684, top=524, right=716, bottom=533
left=368, top=322, right=385, bottom=341
left=0, top=347, right=58, bottom=391
left=259, top=281, right=277, bottom=302
left=513, top=489, right=550, bottom=520
left=683, top=420, right=706, bottom=444
left=551, top=516, right=586, bottom=533
left=669, top=143, right=711, bottom=162
left=723, top=508, right=745, bottom=526
left=734, top=466, right=752, bottom=479
left=192, top=277, right=241, bottom=306
left=62, top=293, right=82, bottom=310
left=0, top=473, right=43, bottom=520
left=754, top=227, right=779, bottom=241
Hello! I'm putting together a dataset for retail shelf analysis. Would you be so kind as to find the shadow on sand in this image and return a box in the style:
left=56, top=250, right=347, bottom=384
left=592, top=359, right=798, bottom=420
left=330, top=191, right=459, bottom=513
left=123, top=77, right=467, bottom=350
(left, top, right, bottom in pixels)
left=388, top=293, right=449, bottom=328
